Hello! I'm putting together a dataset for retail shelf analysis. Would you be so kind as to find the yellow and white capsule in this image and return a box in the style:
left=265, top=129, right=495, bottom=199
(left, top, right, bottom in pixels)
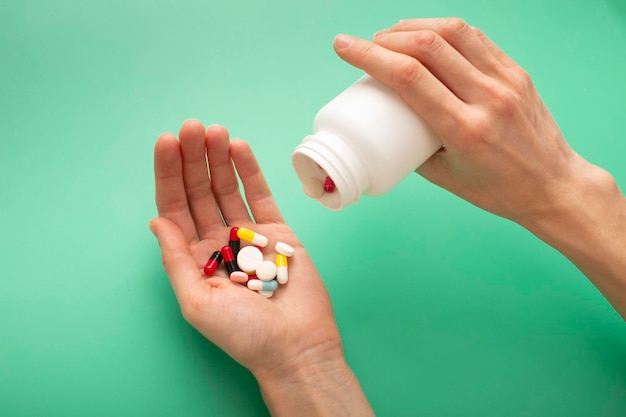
left=237, top=227, right=269, bottom=247
left=276, top=253, right=288, bottom=284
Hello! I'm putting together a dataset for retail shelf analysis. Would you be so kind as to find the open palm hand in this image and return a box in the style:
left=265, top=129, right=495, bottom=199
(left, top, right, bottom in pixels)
left=150, top=120, right=341, bottom=378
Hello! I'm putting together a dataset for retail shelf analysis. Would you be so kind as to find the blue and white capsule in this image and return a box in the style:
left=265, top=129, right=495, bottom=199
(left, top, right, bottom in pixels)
left=247, top=279, right=278, bottom=292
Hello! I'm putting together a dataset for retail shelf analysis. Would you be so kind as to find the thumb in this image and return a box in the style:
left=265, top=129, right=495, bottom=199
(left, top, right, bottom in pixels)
left=149, top=216, right=187, bottom=247
left=149, top=217, right=201, bottom=295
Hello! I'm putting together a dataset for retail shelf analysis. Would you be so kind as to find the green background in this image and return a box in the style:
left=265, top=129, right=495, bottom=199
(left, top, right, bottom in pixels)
left=2, top=0, right=625, bottom=416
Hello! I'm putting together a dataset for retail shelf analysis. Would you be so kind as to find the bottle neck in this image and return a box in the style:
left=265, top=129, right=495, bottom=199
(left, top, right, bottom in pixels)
left=291, top=130, right=368, bottom=211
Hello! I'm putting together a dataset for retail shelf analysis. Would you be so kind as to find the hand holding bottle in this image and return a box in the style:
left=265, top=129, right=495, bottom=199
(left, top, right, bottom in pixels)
left=333, top=18, right=626, bottom=319
left=334, top=18, right=599, bottom=224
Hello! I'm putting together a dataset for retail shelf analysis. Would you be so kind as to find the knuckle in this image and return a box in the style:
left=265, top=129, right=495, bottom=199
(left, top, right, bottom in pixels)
left=464, top=111, right=493, bottom=146
left=512, top=67, right=534, bottom=91
left=391, top=58, right=424, bottom=88
left=471, top=26, right=485, bottom=38
left=482, top=81, right=520, bottom=118
left=493, top=92, right=519, bottom=119
left=441, top=17, right=471, bottom=37
left=411, top=30, right=440, bottom=52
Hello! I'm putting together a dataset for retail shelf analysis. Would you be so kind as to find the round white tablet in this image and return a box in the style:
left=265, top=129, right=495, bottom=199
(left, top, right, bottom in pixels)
left=236, top=246, right=264, bottom=274
left=255, top=260, right=277, bottom=281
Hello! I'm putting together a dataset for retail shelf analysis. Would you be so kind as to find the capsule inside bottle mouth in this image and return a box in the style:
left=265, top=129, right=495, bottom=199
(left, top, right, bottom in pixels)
left=302, top=174, right=337, bottom=197
left=292, top=146, right=349, bottom=211
left=323, top=176, right=336, bottom=193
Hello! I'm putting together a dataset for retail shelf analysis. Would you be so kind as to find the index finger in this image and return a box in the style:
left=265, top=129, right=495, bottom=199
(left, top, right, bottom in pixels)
left=386, top=18, right=504, bottom=77
left=333, top=34, right=464, bottom=139
left=154, top=133, right=197, bottom=243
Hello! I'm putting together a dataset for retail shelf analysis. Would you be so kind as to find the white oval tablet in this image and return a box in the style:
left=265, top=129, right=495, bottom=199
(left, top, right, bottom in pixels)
left=274, top=241, right=295, bottom=257
left=255, top=260, right=277, bottom=281
left=237, top=246, right=263, bottom=274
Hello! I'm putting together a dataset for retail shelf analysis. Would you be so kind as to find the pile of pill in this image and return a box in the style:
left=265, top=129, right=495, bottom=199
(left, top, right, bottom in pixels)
left=202, top=226, right=294, bottom=298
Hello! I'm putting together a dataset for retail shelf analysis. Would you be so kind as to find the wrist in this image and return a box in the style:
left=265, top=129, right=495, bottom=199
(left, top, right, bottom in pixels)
left=518, top=156, right=626, bottom=317
left=253, top=340, right=374, bottom=417
left=520, top=157, right=623, bottom=259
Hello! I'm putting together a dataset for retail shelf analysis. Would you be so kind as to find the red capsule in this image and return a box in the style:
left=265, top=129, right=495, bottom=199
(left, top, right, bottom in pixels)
left=203, top=250, right=222, bottom=276
left=323, top=176, right=336, bottom=193
left=221, top=245, right=240, bottom=275
left=229, top=227, right=240, bottom=255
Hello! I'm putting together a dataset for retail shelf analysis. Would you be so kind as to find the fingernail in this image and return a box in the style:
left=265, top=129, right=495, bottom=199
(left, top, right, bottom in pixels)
left=334, top=34, right=355, bottom=49
left=373, top=28, right=389, bottom=38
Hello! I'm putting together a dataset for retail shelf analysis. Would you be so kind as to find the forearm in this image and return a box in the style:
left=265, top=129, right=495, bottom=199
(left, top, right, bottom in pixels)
left=254, top=346, right=375, bottom=417
left=519, top=158, right=626, bottom=320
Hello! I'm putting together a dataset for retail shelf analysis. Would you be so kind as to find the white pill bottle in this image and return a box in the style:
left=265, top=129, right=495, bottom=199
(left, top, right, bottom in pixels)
left=291, top=74, right=443, bottom=211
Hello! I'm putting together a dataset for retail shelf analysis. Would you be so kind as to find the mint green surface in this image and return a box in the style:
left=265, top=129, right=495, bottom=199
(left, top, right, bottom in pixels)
left=2, top=1, right=625, bottom=416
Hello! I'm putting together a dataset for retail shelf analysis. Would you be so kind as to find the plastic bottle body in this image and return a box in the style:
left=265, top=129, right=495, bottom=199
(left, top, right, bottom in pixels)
left=292, top=75, right=442, bottom=210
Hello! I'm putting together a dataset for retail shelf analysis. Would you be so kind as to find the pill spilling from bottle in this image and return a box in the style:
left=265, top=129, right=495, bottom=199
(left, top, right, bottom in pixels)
left=202, top=226, right=294, bottom=298
left=323, top=176, right=336, bottom=193
left=301, top=174, right=336, bottom=198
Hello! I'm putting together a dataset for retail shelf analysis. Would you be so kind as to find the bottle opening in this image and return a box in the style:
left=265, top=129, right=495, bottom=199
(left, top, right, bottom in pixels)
left=292, top=152, right=347, bottom=210
left=292, top=133, right=367, bottom=211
